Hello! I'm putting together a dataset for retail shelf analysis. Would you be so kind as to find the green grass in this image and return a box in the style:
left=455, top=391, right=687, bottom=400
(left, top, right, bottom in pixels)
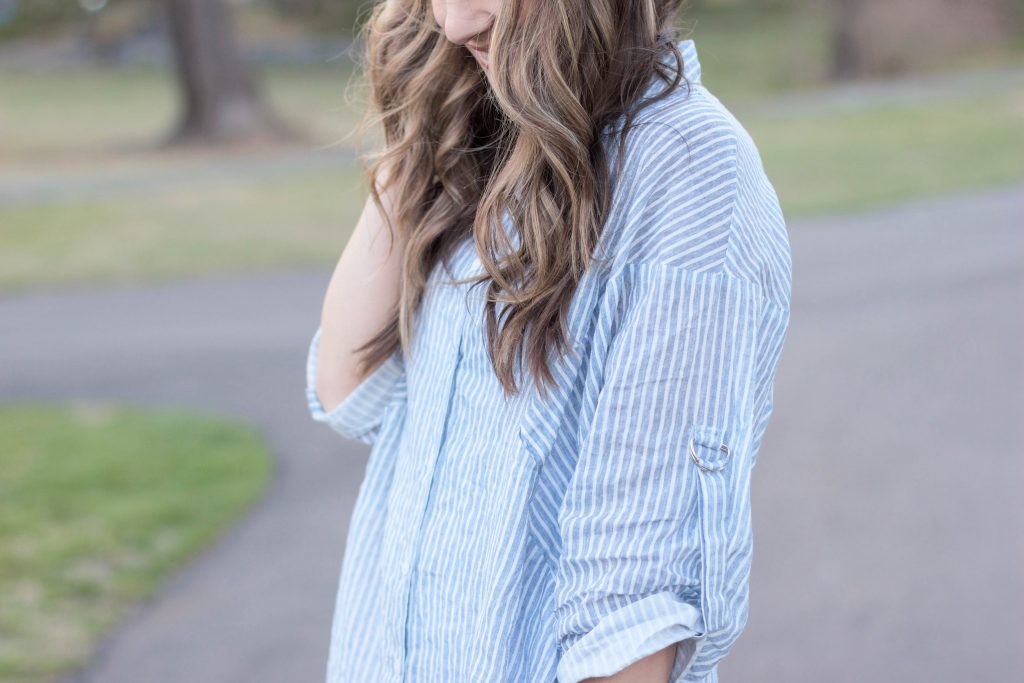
left=0, top=8, right=828, bottom=157
left=2, top=83, right=1021, bottom=292
left=0, top=402, right=273, bottom=683
left=678, top=3, right=839, bottom=105
left=746, top=86, right=1024, bottom=216
left=0, top=165, right=368, bottom=293
left=681, top=2, right=1024, bottom=106
left=1, top=4, right=1023, bottom=291
left=0, top=62, right=369, bottom=159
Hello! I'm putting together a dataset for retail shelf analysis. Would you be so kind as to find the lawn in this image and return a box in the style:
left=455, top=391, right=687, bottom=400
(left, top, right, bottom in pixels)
left=0, top=402, right=273, bottom=683
left=1, top=78, right=1021, bottom=293
left=0, top=165, right=368, bottom=292
left=0, top=61, right=369, bottom=161
left=0, top=4, right=1022, bottom=292
left=746, top=85, right=1024, bottom=216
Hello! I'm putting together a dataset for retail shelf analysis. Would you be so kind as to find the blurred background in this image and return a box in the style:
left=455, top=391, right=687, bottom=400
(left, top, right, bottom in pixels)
left=0, top=1, right=1021, bottom=682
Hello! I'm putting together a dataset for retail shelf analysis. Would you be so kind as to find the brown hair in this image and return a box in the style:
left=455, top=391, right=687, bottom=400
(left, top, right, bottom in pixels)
left=349, top=0, right=692, bottom=400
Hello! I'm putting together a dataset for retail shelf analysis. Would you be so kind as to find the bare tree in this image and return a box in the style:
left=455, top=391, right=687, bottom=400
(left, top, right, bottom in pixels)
left=162, top=0, right=298, bottom=146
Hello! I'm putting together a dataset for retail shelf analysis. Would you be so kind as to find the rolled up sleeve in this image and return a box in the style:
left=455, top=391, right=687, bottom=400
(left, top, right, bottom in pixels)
left=554, top=262, right=763, bottom=683
left=304, top=325, right=405, bottom=445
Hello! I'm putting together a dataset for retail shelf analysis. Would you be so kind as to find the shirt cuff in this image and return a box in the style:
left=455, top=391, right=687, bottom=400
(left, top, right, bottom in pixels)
left=305, top=325, right=405, bottom=445
left=556, top=590, right=705, bottom=683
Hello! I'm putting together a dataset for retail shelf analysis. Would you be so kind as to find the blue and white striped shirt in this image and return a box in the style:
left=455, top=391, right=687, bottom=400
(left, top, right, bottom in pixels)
left=305, top=38, right=792, bottom=683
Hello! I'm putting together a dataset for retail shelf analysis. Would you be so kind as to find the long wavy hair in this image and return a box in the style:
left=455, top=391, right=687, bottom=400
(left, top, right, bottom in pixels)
left=348, top=0, right=693, bottom=401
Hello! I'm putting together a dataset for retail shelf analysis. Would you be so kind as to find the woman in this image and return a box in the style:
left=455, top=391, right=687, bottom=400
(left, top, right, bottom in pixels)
left=305, top=1, right=792, bottom=682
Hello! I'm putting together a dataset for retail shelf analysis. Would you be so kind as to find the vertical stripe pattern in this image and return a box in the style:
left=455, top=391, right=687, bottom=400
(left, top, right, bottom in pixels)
left=305, top=38, right=792, bottom=683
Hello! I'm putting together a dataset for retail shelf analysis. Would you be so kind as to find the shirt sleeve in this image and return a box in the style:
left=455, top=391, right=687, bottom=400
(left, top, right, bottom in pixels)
left=553, top=264, right=763, bottom=683
left=554, top=112, right=765, bottom=682
left=304, top=324, right=406, bottom=446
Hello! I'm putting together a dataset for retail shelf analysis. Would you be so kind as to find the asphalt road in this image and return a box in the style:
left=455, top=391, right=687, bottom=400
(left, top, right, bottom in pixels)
left=1, top=182, right=1021, bottom=683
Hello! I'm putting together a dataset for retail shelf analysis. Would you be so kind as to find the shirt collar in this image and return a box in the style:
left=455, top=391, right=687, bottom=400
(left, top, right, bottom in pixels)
left=655, top=38, right=701, bottom=87
left=676, top=38, right=702, bottom=85
left=638, top=38, right=703, bottom=101
left=602, top=38, right=703, bottom=138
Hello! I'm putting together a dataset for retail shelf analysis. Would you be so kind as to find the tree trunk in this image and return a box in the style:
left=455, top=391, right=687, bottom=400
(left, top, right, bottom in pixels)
left=162, top=0, right=298, bottom=146
left=829, top=0, right=862, bottom=81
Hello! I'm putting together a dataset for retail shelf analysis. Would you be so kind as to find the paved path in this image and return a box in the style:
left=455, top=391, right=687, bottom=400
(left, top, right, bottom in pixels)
left=1, top=183, right=1021, bottom=682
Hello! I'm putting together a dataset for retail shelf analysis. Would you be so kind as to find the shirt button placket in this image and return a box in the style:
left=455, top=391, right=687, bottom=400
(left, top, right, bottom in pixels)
left=383, top=506, right=410, bottom=681
left=388, top=290, right=467, bottom=683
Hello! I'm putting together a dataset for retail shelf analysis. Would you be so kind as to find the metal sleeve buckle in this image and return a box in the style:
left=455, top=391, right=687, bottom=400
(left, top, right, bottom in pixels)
left=688, top=435, right=731, bottom=472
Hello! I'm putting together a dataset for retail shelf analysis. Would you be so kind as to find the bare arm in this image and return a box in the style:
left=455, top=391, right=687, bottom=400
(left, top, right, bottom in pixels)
left=580, top=643, right=676, bottom=683
left=315, top=174, right=406, bottom=413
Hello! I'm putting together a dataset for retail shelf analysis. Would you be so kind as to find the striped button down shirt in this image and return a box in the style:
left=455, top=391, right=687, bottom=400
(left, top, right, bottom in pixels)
left=305, top=38, right=792, bottom=683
